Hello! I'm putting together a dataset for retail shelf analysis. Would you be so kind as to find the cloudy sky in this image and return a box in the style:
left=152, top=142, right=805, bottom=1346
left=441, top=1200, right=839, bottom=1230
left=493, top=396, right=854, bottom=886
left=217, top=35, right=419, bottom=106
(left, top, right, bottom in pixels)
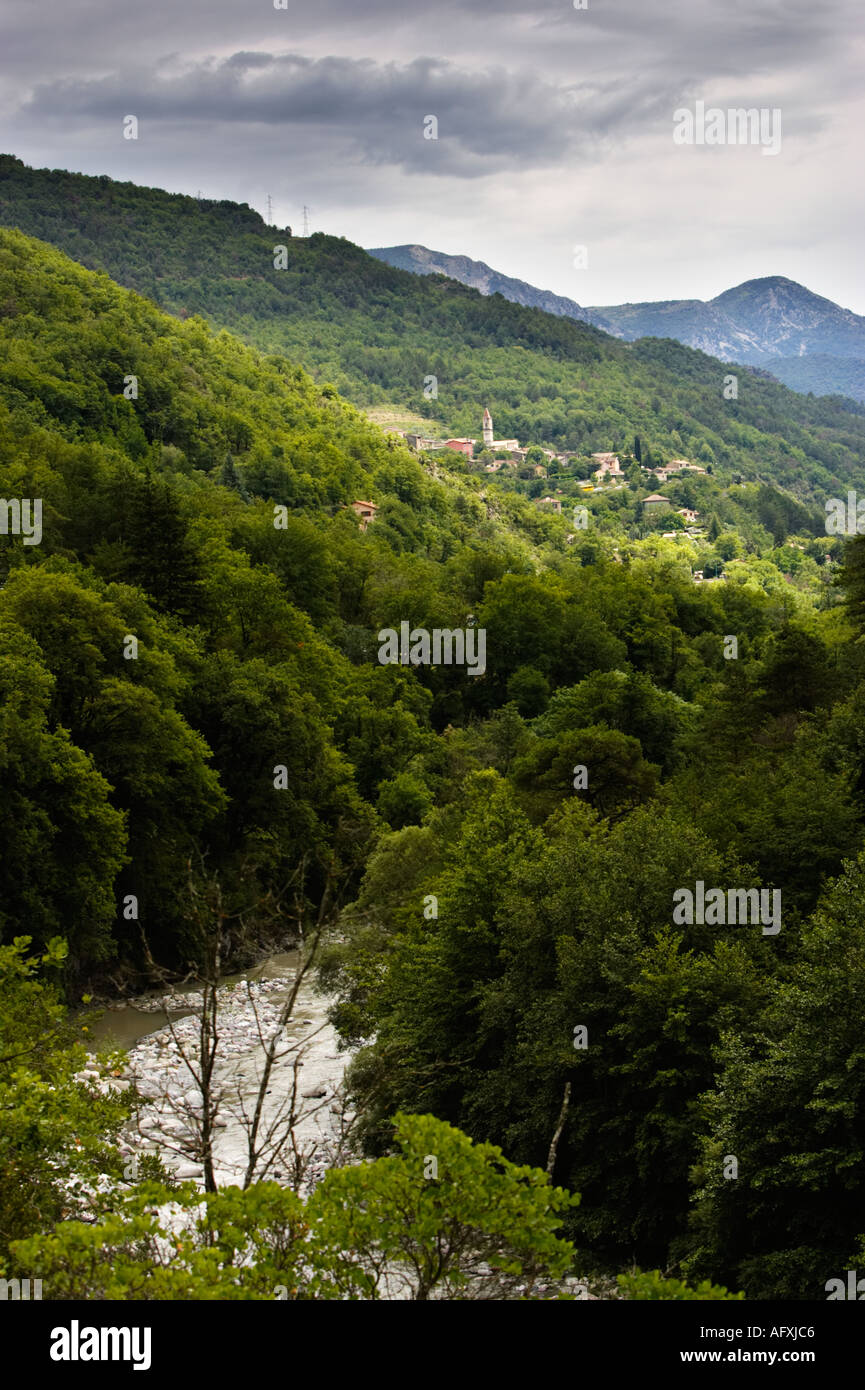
left=2, top=0, right=863, bottom=311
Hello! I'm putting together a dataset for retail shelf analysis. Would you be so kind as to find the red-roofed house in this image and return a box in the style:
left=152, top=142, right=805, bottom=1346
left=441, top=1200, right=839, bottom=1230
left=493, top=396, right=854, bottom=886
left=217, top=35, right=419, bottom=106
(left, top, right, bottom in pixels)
left=350, top=500, right=379, bottom=531
left=444, top=438, right=475, bottom=457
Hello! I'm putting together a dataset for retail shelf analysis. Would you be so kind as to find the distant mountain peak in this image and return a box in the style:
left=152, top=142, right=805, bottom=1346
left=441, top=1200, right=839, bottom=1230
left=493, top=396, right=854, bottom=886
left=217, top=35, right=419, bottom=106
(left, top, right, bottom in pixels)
left=725, top=275, right=802, bottom=290
left=711, top=276, right=840, bottom=308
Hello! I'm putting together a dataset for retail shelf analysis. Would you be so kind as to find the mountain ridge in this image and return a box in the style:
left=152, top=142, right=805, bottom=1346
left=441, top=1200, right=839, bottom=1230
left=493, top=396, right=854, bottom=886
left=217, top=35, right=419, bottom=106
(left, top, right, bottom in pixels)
left=367, top=242, right=612, bottom=329
left=369, top=246, right=865, bottom=403
left=2, top=155, right=865, bottom=503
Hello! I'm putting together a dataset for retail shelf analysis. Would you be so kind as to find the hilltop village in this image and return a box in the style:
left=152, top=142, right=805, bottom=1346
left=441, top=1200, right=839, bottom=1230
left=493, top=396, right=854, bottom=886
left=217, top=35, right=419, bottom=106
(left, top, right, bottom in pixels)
left=374, top=406, right=839, bottom=596
left=383, top=405, right=717, bottom=569
left=388, top=407, right=705, bottom=492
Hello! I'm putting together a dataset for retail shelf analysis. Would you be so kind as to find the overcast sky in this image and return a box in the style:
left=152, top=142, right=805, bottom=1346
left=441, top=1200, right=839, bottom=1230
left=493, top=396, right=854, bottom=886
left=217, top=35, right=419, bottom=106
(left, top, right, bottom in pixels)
left=2, top=0, right=863, bottom=311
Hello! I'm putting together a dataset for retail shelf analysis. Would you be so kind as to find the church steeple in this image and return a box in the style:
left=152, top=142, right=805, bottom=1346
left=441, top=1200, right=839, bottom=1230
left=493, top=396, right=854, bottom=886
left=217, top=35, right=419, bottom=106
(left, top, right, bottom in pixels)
left=482, top=407, right=493, bottom=448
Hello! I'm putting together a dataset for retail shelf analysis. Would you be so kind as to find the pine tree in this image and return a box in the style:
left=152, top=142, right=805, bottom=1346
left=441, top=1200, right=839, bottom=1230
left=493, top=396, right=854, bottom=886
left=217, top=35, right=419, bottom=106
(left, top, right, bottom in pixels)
left=219, top=452, right=249, bottom=500
left=126, top=473, right=205, bottom=618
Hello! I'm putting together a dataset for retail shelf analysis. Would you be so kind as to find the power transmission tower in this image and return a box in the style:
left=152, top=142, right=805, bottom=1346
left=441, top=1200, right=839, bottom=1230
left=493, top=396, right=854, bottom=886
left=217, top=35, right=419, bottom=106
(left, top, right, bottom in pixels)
left=303, top=205, right=310, bottom=237
left=266, top=194, right=273, bottom=225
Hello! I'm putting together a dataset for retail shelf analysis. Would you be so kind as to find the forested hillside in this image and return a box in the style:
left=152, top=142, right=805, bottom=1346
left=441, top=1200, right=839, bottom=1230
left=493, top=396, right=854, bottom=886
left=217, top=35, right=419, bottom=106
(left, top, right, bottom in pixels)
left=4, top=220, right=865, bottom=1302
left=2, top=155, right=865, bottom=501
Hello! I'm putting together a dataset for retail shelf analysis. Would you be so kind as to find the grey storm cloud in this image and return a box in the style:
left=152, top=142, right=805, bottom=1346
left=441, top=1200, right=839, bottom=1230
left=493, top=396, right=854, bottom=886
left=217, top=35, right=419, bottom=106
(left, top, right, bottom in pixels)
left=6, top=0, right=860, bottom=170
left=1, top=0, right=852, bottom=80
left=19, top=50, right=681, bottom=177
left=1, top=0, right=863, bottom=307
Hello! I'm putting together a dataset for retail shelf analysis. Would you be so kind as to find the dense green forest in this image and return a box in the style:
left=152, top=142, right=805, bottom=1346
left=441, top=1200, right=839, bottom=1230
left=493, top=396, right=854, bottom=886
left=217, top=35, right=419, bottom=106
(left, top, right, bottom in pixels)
left=3, top=205, right=865, bottom=1303
left=2, top=154, right=865, bottom=502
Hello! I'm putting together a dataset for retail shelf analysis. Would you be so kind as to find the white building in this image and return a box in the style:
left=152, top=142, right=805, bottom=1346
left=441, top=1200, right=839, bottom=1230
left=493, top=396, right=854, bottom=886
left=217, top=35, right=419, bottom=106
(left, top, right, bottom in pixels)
left=482, top=406, right=519, bottom=452
left=592, top=452, right=622, bottom=480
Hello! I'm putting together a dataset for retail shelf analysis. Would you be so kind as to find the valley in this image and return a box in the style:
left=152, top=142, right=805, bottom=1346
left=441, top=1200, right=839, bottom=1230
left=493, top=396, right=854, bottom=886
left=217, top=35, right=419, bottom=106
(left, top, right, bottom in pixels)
left=1, top=161, right=865, bottom=1305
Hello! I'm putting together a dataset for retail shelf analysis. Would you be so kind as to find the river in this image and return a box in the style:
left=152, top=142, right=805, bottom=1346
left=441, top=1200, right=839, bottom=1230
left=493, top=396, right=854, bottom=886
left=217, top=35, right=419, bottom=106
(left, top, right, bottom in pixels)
left=85, top=951, right=353, bottom=1191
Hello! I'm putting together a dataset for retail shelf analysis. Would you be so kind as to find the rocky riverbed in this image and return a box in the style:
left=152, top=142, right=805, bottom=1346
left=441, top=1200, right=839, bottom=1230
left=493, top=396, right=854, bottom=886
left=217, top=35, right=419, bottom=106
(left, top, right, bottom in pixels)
left=73, top=957, right=602, bottom=1299
left=79, top=952, right=354, bottom=1192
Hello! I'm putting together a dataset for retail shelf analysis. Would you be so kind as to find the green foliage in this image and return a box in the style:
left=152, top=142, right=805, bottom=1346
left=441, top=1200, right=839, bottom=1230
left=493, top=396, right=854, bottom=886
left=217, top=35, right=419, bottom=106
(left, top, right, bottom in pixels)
left=506, top=664, right=550, bottom=716
left=684, top=850, right=865, bottom=1299
left=307, top=1112, right=579, bottom=1299
left=377, top=771, right=433, bottom=829
left=12, top=1114, right=578, bottom=1300
left=0, top=938, right=130, bottom=1269
left=618, top=1268, right=744, bottom=1300
left=512, top=725, right=659, bottom=821
left=10, top=1181, right=314, bottom=1301
left=0, top=614, right=127, bottom=965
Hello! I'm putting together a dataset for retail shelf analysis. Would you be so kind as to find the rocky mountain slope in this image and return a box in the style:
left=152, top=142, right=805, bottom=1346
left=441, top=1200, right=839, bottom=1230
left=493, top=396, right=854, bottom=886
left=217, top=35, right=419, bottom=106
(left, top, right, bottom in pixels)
left=367, top=242, right=608, bottom=327
left=371, top=240, right=865, bottom=403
